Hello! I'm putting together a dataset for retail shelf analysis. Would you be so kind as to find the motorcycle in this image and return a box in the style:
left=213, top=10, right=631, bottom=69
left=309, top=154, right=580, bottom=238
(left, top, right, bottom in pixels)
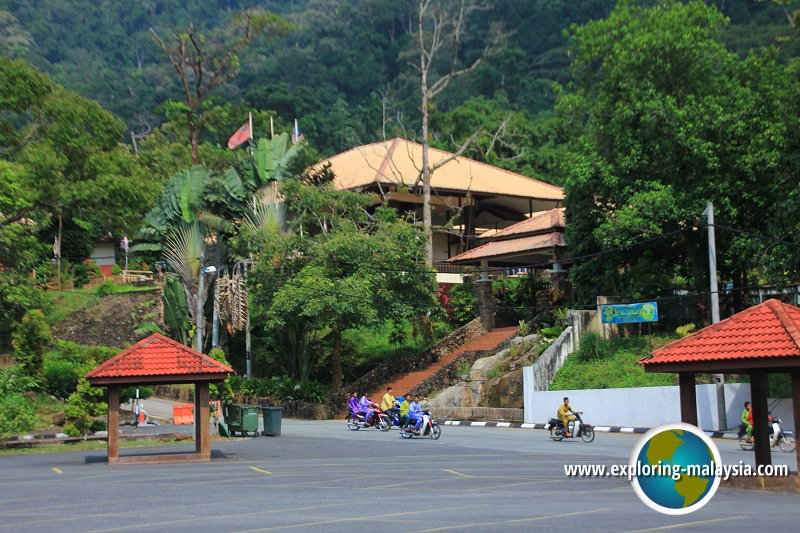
left=400, top=411, right=441, bottom=440
left=346, top=405, right=391, bottom=432
left=738, top=416, right=795, bottom=452
left=548, top=413, right=595, bottom=443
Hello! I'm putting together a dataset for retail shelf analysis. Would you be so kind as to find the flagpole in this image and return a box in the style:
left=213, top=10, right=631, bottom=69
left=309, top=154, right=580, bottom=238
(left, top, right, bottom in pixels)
left=57, top=213, right=62, bottom=290
left=249, top=112, right=253, bottom=141
left=269, top=116, right=274, bottom=138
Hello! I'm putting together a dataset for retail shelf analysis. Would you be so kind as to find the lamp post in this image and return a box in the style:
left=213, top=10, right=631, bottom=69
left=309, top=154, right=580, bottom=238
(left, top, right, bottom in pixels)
left=195, top=263, right=217, bottom=354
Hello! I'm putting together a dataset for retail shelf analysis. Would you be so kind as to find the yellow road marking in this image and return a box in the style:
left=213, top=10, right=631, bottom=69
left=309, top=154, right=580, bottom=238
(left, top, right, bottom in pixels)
left=249, top=467, right=272, bottom=475
left=51, top=468, right=62, bottom=475
left=409, top=508, right=611, bottom=533
left=441, top=468, right=473, bottom=478
left=624, top=516, right=745, bottom=532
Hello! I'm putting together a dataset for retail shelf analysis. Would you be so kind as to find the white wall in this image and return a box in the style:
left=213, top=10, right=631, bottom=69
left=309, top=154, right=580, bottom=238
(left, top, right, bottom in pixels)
left=522, top=381, right=795, bottom=431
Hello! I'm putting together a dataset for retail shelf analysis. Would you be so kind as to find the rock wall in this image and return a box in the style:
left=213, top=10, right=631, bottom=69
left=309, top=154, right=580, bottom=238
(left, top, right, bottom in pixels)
left=235, top=395, right=335, bottom=420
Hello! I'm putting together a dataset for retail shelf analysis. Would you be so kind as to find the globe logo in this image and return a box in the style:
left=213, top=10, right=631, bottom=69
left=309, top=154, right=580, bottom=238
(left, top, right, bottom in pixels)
left=630, top=422, right=722, bottom=515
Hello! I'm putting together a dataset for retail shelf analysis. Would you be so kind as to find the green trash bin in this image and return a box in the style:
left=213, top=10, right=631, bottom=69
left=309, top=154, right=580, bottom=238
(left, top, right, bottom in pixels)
left=240, top=405, right=260, bottom=437
left=223, top=404, right=243, bottom=436
left=261, top=407, right=283, bottom=437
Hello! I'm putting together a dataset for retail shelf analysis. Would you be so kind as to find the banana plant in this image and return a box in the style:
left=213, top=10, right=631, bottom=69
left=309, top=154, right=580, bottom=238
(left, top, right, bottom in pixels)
left=253, top=132, right=302, bottom=184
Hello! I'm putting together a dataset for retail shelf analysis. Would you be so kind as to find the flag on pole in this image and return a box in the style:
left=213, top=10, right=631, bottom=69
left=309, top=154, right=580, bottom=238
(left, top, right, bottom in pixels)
left=121, top=236, right=129, bottom=252
left=227, top=118, right=252, bottom=149
left=291, top=118, right=304, bottom=144
left=53, top=235, right=60, bottom=258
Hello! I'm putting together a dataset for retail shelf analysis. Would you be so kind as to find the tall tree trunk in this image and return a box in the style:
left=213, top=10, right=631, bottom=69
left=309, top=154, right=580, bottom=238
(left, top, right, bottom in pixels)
left=331, top=329, right=343, bottom=392
left=189, top=116, right=200, bottom=165
left=419, top=4, right=433, bottom=267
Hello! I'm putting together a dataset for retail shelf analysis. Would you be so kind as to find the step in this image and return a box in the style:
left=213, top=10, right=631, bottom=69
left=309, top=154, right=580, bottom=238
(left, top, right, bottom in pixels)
left=366, top=326, right=517, bottom=399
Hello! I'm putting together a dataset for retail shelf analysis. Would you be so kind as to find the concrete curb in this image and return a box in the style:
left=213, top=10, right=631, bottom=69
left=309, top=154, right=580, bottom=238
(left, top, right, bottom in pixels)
left=441, top=420, right=742, bottom=439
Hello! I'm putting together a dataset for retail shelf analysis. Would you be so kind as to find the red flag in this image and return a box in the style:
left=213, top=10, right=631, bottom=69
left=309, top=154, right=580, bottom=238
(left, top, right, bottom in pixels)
left=227, top=121, right=251, bottom=149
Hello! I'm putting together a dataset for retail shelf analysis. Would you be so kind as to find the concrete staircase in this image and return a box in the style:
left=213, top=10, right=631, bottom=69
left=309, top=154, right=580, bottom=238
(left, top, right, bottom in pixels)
left=367, top=326, right=518, bottom=400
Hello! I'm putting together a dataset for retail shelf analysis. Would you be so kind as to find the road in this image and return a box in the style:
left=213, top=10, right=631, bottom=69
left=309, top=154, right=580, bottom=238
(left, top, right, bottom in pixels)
left=0, top=420, right=797, bottom=532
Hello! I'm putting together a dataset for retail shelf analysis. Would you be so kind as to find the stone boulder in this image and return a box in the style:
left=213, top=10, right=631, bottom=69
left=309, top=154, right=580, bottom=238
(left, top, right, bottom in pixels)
left=469, top=352, right=506, bottom=381
left=429, top=382, right=482, bottom=408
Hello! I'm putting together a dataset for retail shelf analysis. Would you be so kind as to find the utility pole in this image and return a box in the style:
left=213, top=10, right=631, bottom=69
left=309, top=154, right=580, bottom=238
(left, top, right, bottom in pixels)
left=244, top=259, right=252, bottom=379
left=195, top=253, right=205, bottom=354
left=56, top=213, right=62, bottom=290
left=704, top=202, right=726, bottom=431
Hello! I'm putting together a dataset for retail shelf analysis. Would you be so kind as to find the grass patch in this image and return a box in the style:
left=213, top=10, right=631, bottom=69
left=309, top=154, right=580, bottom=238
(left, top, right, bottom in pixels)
left=343, top=320, right=452, bottom=379
left=0, top=438, right=201, bottom=455
left=550, top=335, right=678, bottom=390
left=44, top=285, right=156, bottom=324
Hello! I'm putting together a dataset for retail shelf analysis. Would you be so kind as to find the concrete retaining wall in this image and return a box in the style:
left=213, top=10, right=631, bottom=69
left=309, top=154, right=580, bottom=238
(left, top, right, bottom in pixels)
left=430, top=406, right=523, bottom=422
left=523, top=382, right=795, bottom=431
left=527, top=310, right=593, bottom=392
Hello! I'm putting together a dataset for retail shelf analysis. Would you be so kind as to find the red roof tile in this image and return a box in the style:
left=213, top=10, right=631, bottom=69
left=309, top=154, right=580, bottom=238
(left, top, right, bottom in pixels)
left=85, top=333, right=233, bottom=382
left=485, top=208, right=565, bottom=241
left=448, top=232, right=566, bottom=263
left=641, top=299, right=800, bottom=365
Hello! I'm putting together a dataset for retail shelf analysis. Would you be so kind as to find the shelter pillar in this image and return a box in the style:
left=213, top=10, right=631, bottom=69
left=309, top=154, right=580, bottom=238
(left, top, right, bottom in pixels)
left=678, top=373, right=697, bottom=426
left=195, top=382, right=211, bottom=459
left=107, top=385, right=120, bottom=464
left=750, top=371, right=771, bottom=468
left=792, top=371, right=800, bottom=474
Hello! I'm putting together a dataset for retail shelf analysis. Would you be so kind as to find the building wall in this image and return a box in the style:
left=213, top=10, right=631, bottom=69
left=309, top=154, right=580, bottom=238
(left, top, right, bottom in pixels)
left=90, top=242, right=116, bottom=267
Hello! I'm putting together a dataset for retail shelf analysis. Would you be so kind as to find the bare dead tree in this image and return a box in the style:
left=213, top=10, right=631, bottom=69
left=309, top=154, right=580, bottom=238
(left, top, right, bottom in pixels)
left=411, top=0, right=502, bottom=265
left=150, top=9, right=289, bottom=164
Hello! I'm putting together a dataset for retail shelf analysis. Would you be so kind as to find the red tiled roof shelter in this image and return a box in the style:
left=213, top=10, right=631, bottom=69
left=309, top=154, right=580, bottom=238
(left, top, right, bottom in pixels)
left=86, top=333, right=232, bottom=465
left=640, top=299, right=800, bottom=471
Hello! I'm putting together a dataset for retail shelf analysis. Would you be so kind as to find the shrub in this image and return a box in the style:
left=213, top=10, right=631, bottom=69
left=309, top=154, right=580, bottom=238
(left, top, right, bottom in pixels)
left=12, top=310, right=51, bottom=378
left=540, top=326, right=564, bottom=339
left=448, top=282, right=478, bottom=325
left=112, top=263, right=122, bottom=276
left=64, top=377, right=107, bottom=437
left=0, top=394, right=38, bottom=437
left=676, top=324, right=696, bottom=338
left=457, top=359, right=471, bottom=378
left=518, top=320, right=530, bottom=336
left=96, top=280, right=116, bottom=297
left=576, top=332, right=610, bottom=362
left=43, top=358, right=82, bottom=400
left=71, top=261, right=99, bottom=289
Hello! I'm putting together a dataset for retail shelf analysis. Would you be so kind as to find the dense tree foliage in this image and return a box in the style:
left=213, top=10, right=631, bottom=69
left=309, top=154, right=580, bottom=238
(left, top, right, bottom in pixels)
left=559, top=0, right=800, bottom=305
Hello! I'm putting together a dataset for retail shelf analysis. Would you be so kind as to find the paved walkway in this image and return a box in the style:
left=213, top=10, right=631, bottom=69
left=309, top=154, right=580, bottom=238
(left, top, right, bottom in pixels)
left=367, top=326, right=517, bottom=399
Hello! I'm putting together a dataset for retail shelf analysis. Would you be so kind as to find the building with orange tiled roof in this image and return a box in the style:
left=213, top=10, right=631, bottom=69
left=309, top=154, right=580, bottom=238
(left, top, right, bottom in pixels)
left=321, top=138, right=564, bottom=271
left=448, top=208, right=566, bottom=270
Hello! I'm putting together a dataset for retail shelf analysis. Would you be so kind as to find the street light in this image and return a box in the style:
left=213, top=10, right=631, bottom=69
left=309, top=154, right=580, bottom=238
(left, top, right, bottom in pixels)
left=195, top=264, right=217, bottom=353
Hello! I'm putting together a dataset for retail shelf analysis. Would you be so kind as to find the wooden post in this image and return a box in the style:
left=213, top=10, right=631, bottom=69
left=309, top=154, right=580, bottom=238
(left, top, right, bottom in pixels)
left=107, top=385, right=120, bottom=464
left=750, top=370, right=771, bottom=468
left=195, top=382, right=211, bottom=459
left=792, top=371, right=800, bottom=475
left=678, top=373, right=698, bottom=426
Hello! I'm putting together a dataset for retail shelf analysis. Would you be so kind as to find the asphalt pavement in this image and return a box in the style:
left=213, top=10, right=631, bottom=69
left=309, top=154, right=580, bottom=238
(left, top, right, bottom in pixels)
left=0, top=420, right=797, bottom=532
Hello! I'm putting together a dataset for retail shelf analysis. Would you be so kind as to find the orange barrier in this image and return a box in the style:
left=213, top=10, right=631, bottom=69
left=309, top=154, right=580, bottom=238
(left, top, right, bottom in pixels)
left=173, top=404, right=194, bottom=425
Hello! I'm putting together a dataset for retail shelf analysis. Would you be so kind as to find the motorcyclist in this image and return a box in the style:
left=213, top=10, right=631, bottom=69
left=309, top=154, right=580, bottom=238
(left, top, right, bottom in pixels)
left=406, top=395, right=424, bottom=435
left=557, top=397, right=580, bottom=438
left=358, top=394, right=375, bottom=425
left=399, top=394, right=412, bottom=430
left=740, top=401, right=753, bottom=442
left=348, top=391, right=360, bottom=420
left=381, top=387, right=400, bottom=419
